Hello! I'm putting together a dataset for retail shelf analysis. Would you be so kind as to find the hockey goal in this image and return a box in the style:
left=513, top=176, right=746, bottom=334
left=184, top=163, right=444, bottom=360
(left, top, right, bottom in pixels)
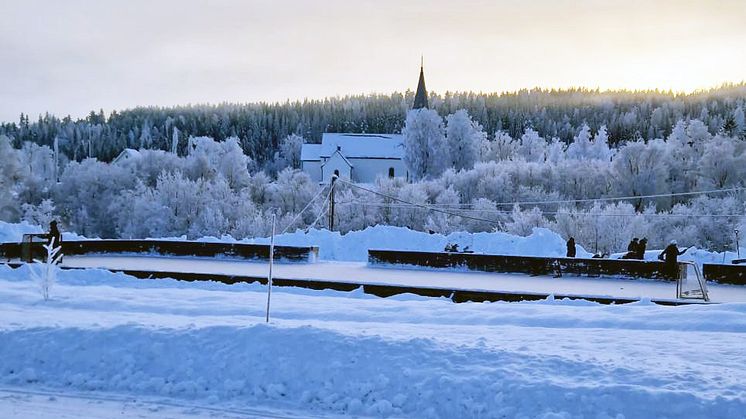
left=676, top=262, right=709, bottom=302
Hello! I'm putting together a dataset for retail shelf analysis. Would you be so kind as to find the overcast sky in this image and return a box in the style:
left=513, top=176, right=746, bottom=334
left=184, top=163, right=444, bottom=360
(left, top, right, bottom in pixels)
left=2, top=0, right=745, bottom=122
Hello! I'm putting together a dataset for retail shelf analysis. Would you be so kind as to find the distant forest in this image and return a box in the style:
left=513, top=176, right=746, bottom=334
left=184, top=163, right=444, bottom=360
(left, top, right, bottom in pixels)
left=2, top=85, right=745, bottom=167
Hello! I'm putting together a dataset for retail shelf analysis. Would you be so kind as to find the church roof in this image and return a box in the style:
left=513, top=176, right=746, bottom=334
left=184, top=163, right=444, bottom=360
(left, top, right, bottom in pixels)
left=112, top=148, right=142, bottom=165
left=413, top=64, right=428, bottom=109
left=300, top=143, right=321, bottom=161
left=300, top=133, right=404, bottom=161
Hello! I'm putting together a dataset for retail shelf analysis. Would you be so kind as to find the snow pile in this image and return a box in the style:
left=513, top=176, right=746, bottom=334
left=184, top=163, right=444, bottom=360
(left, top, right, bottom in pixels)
left=1, top=265, right=746, bottom=418
left=247, top=226, right=594, bottom=261
left=0, top=221, right=43, bottom=243
left=0, top=220, right=86, bottom=243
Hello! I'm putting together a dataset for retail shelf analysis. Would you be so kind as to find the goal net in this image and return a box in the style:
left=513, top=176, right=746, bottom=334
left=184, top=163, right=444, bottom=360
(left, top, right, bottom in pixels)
left=677, top=262, right=709, bottom=302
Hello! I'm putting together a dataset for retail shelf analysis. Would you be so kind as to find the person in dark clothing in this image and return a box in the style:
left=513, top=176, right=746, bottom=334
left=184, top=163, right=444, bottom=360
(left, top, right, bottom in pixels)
left=566, top=237, right=576, bottom=258
left=636, top=238, right=648, bottom=259
left=658, top=240, right=690, bottom=278
left=627, top=238, right=639, bottom=253
left=47, top=220, right=61, bottom=247
left=622, top=238, right=639, bottom=259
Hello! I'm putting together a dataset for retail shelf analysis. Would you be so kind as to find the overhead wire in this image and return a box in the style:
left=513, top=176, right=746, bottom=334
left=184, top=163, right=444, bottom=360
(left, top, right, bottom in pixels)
left=332, top=178, right=745, bottom=220
left=280, top=182, right=329, bottom=234
left=334, top=177, right=503, bottom=225
left=305, top=184, right=335, bottom=231
left=337, top=186, right=746, bottom=208
left=334, top=200, right=745, bottom=218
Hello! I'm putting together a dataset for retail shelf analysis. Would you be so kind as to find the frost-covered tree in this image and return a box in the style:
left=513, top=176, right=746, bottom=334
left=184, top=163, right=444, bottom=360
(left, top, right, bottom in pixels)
left=333, top=188, right=382, bottom=233
left=424, top=187, right=462, bottom=234
left=545, top=137, right=566, bottom=164
left=0, top=135, right=24, bottom=221
left=186, top=136, right=252, bottom=189
left=516, top=128, right=546, bottom=162
left=612, top=139, right=670, bottom=210
left=484, top=130, right=517, bottom=162
left=390, top=183, right=429, bottom=230
left=591, top=125, right=613, bottom=161
left=699, top=135, right=744, bottom=188
left=265, top=169, right=317, bottom=216
left=54, top=159, right=135, bottom=237
left=445, top=110, right=485, bottom=171
left=566, top=124, right=593, bottom=160
left=734, top=106, right=745, bottom=138
left=22, top=199, right=56, bottom=227
left=402, top=109, right=448, bottom=180
left=279, top=134, right=304, bottom=170
left=171, top=126, right=180, bottom=154
left=463, top=198, right=500, bottom=232
left=503, top=205, right=549, bottom=236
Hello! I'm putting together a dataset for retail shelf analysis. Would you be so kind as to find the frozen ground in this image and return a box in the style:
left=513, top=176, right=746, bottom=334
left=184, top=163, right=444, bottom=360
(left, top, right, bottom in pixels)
left=1, top=264, right=746, bottom=418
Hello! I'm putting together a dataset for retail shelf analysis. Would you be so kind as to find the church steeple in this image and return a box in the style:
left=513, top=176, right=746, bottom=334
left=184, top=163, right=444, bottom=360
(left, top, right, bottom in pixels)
left=413, top=57, right=428, bottom=109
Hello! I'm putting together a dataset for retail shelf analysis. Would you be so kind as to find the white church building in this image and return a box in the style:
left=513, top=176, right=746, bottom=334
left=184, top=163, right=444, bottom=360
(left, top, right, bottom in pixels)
left=300, top=133, right=408, bottom=184
left=300, top=63, right=430, bottom=184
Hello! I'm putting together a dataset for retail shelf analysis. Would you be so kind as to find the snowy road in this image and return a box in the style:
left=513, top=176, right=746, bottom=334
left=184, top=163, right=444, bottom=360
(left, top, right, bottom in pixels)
left=61, top=255, right=746, bottom=303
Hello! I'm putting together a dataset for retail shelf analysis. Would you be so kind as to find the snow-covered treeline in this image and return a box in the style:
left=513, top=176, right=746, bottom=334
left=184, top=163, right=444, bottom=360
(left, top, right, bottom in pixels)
left=2, top=108, right=745, bottom=253
left=1, top=85, right=745, bottom=168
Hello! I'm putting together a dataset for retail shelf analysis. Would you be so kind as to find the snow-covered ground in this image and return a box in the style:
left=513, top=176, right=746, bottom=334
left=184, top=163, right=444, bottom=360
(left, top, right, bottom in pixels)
left=2, top=222, right=746, bottom=417
left=2, top=263, right=746, bottom=418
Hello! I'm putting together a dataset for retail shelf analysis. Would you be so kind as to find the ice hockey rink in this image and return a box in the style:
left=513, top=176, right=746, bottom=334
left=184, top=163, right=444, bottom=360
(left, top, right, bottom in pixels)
left=60, top=255, right=746, bottom=304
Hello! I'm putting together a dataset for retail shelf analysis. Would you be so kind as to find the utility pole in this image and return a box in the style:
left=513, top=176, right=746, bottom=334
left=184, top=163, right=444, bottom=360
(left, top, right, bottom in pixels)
left=736, top=229, right=741, bottom=259
left=53, top=136, right=59, bottom=183
left=328, top=175, right=336, bottom=231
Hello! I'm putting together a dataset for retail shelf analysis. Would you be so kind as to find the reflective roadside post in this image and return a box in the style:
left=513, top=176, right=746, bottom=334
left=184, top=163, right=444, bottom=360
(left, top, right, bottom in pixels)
left=266, top=213, right=276, bottom=323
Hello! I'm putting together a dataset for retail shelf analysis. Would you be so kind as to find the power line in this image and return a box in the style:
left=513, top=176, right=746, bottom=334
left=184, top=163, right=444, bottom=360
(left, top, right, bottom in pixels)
left=335, top=201, right=745, bottom=218
left=378, top=188, right=746, bottom=208
left=488, top=187, right=746, bottom=207
left=335, top=177, right=502, bottom=226
left=280, top=183, right=329, bottom=234
left=305, top=186, right=334, bottom=231
left=333, top=178, right=745, bottom=224
left=340, top=186, right=746, bottom=208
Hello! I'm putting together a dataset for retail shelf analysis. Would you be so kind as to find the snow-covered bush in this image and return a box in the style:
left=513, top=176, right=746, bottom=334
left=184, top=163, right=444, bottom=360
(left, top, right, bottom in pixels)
left=29, top=237, right=63, bottom=301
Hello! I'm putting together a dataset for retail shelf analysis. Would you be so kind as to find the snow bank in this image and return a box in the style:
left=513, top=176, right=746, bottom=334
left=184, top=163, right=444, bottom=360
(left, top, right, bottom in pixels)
left=246, top=226, right=594, bottom=261
left=2, top=322, right=742, bottom=419
left=0, top=221, right=43, bottom=243
left=1, top=266, right=745, bottom=418
left=0, top=221, right=86, bottom=243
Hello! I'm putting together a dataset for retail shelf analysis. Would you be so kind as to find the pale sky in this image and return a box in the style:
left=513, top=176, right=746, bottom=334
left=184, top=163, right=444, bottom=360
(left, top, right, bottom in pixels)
left=1, top=0, right=745, bottom=122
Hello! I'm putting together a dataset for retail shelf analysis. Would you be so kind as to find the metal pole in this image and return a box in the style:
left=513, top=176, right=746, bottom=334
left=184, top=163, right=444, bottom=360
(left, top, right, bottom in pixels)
left=265, top=213, right=276, bottom=323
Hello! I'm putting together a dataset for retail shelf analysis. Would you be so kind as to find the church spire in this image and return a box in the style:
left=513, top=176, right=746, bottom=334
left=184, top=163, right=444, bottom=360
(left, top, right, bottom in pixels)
left=413, top=57, right=428, bottom=109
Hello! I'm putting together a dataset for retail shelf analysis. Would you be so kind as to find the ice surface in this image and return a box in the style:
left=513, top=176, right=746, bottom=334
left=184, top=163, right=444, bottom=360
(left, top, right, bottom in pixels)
left=60, top=254, right=746, bottom=303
